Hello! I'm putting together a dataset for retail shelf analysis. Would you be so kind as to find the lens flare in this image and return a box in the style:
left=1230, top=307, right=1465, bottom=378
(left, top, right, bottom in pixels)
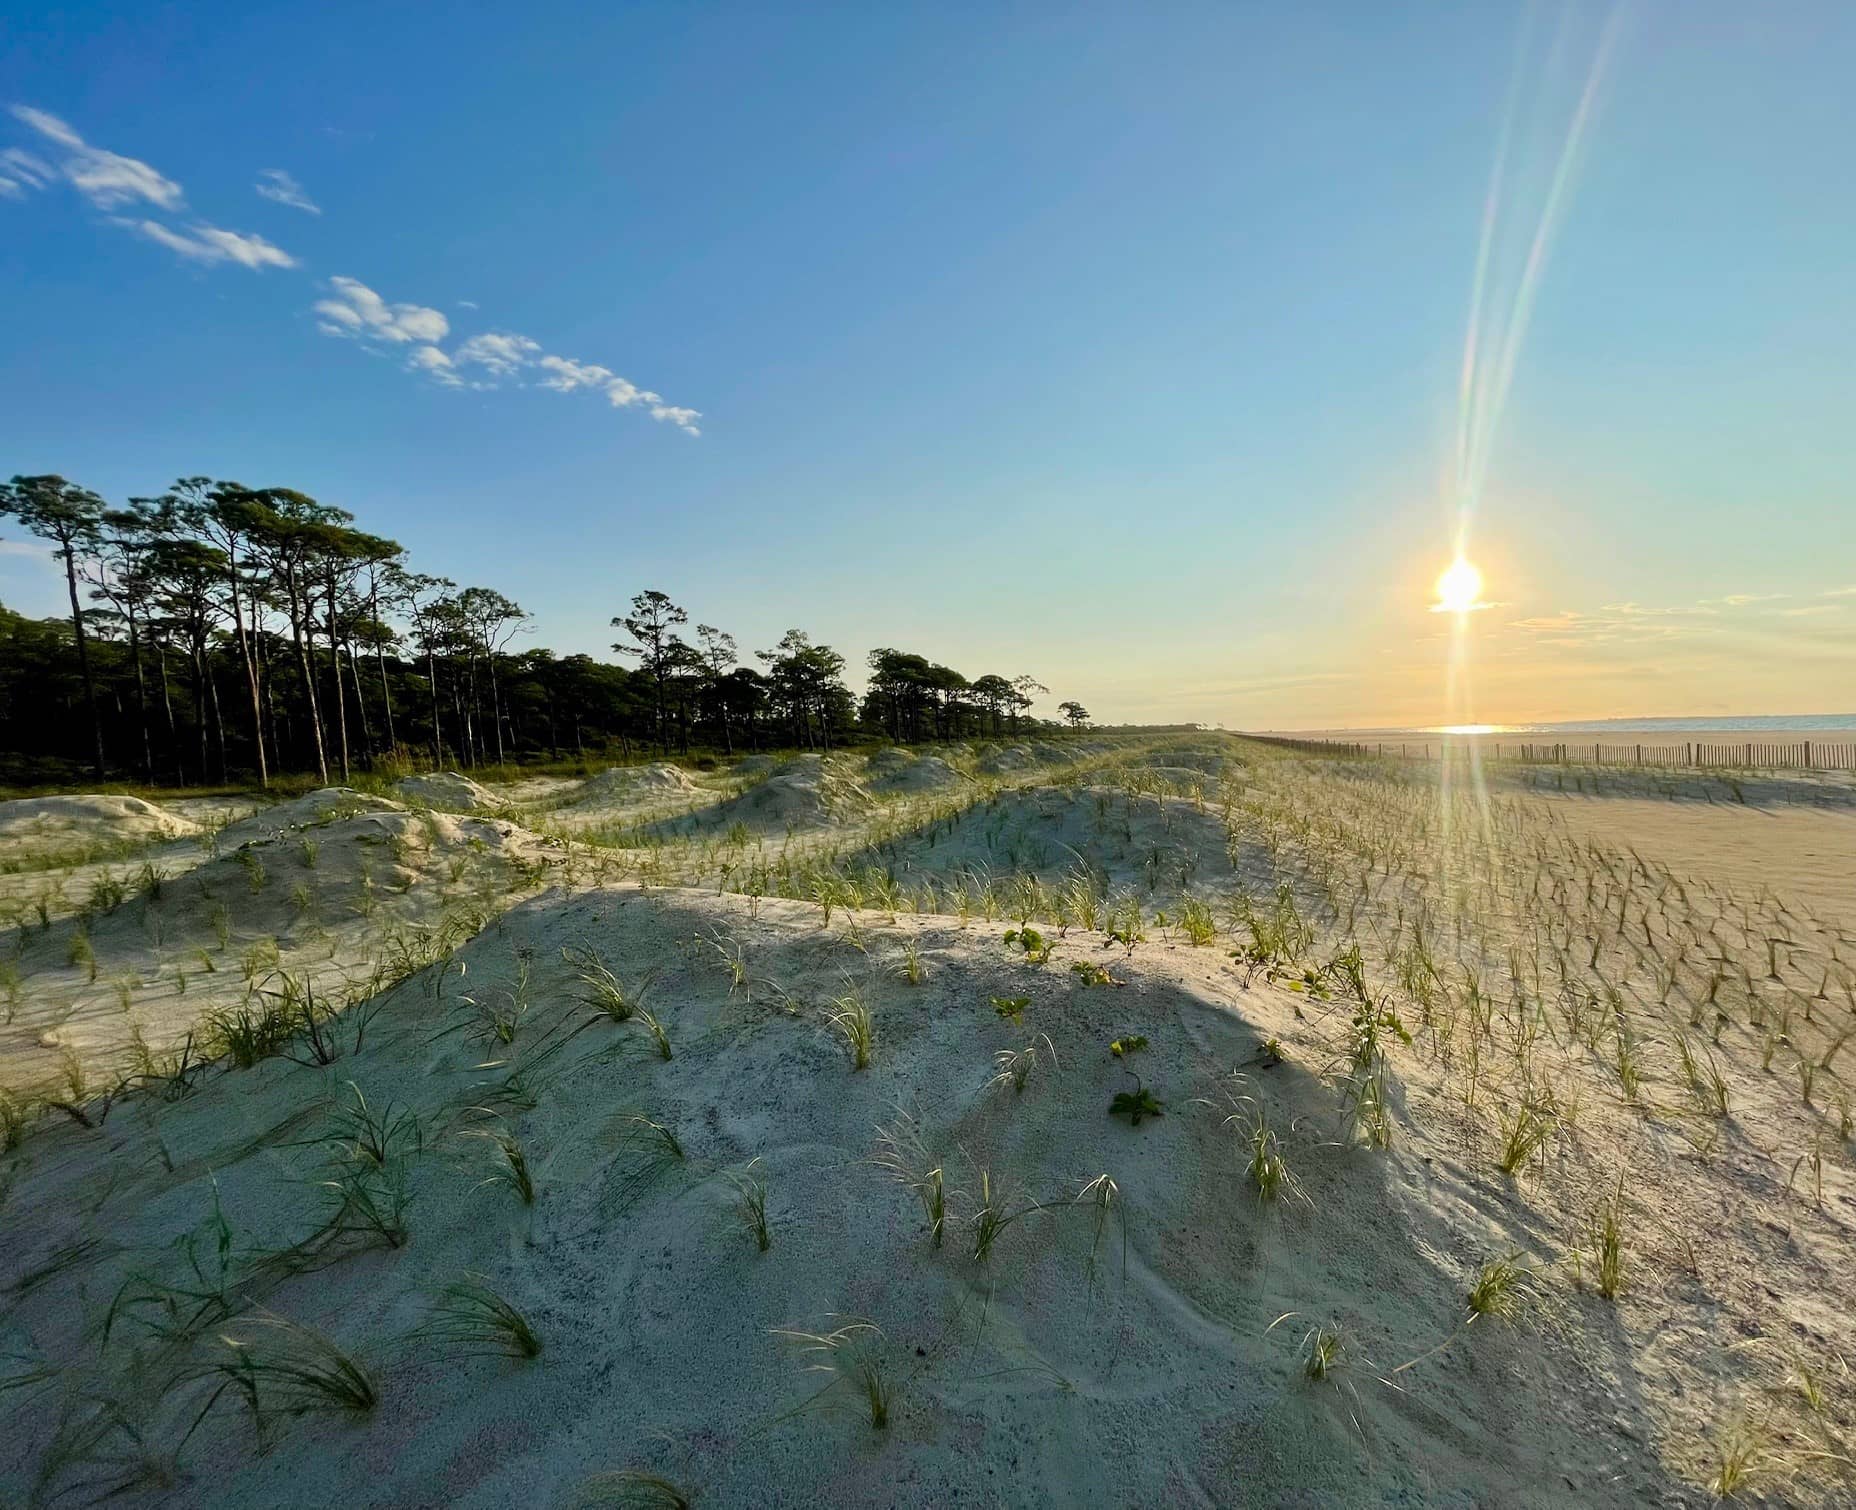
left=1434, top=557, right=1485, bottom=615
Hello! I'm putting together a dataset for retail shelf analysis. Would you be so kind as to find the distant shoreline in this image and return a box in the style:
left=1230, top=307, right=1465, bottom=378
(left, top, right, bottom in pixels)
left=1257, top=715, right=1856, bottom=743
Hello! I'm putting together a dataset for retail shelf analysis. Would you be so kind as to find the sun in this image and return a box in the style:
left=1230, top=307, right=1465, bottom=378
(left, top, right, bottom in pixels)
left=1433, top=556, right=1485, bottom=614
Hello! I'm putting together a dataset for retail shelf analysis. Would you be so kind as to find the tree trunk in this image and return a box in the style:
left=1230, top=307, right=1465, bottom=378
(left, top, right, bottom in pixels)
left=324, top=580, right=350, bottom=782
left=206, top=653, right=227, bottom=782
left=225, top=545, right=268, bottom=789
left=425, top=646, right=443, bottom=765
left=61, top=544, right=106, bottom=778
left=125, top=602, right=154, bottom=784
left=155, top=636, right=182, bottom=784
left=283, top=563, right=329, bottom=782
left=487, top=654, right=507, bottom=767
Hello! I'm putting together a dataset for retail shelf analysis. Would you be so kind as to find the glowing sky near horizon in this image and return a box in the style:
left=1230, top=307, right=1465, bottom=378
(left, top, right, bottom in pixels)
left=1, top=3, right=1851, bottom=729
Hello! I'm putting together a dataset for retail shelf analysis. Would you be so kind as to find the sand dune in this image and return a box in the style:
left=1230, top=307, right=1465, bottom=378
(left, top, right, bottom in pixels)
left=3, top=733, right=1854, bottom=1507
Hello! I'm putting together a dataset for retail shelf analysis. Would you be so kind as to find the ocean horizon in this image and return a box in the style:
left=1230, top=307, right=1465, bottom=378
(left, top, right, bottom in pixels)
left=1271, top=714, right=1856, bottom=737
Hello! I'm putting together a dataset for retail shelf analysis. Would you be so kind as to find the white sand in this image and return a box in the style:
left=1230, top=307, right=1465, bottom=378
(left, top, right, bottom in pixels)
left=3, top=734, right=1855, bottom=1506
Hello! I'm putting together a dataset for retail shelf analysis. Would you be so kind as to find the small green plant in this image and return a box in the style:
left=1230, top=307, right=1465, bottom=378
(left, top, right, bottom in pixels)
left=826, top=989, right=874, bottom=1070
left=1003, top=926, right=1055, bottom=965
left=772, top=1319, right=896, bottom=1429
left=728, top=1158, right=771, bottom=1252
left=1466, top=1253, right=1532, bottom=1322
left=1070, top=960, right=1119, bottom=987
left=1303, top=1324, right=1343, bottom=1379
left=415, top=1276, right=542, bottom=1361
left=990, top=995, right=1029, bottom=1023
left=561, top=1469, right=692, bottom=1508
left=1495, top=1090, right=1557, bottom=1176
left=897, top=936, right=925, bottom=986
left=209, top=1314, right=378, bottom=1433
left=1109, top=1080, right=1164, bottom=1126
left=970, top=1168, right=1032, bottom=1262
left=1707, top=1418, right=1769, bottom=1499
left=464, top=1122, right=536, bottom=1206
left=635, top=1007, right=673, bottom=1060
left=566, top=943, right=646, bottom=1023
left=992, top=1032, right=1057, bottom=1095
left=1587, top=1179, right=1625, bottom=1299
left=1178, top=897, right=1216, bottom=946
left=873, top=1114, right=945, bottom=1248
left=1109, top=1034, right=1148, bottom=1057
left=67, top=929, right=97, bottom=980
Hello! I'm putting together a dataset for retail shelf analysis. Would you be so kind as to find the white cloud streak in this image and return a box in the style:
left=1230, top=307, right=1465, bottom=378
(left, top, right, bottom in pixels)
left=255, top=167, right=320, bottom=215
left=314, top=276, right=449, bottom=343
left=6, top=107, right=704, bottom=434
left=11, top=104, right=183, bottom=209
left=119, top=218, right=297, bottom=269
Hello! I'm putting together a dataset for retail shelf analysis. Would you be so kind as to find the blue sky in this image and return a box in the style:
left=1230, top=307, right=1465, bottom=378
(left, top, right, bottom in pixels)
left=3, top=2, right=1852, bottom=727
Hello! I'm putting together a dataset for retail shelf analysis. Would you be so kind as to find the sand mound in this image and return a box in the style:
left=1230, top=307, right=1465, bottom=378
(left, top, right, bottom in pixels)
left=0, top=794, right=201, bottom=862
left=1134, top=764, right=1221, bottom=791
left=581, top=761, right=698, bottom=797
left=211, top=788, right=403, bottom=851
left=864, top=750, right=966, bottom=795
left=976, top=743, right=1038, bottom=774
left=393, top=771, right=498, bottom=811
left=0, top=884, right=1728, bottom=1506
left=845, top=784, right=1236, bottom=902
left=648, top=754, right=870, bottom=838
left=1, top=806, right=562, bottom=1088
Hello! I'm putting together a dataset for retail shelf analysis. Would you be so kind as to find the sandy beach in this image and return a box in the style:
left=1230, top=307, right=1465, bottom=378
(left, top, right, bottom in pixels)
left=3, top=734, right=1854, bottom=1506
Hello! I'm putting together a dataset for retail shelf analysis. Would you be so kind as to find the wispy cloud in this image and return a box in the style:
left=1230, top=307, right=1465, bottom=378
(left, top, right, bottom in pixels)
left=314, top=276, right=449, bottom=343
left=1778, top=604, right=1841, bottom=618
left=119, top=218, right=296, bottom=269
left=255, top=167, right=320, bottom=215
left=1505, top=602, right=1721, bottom=648
left=407, top=343, right=461, bottom=387
left=454, top=331, right=542, bottom=377
left=8, top=105, right=704, bottom=435
left=1824, top=585, right=1856, bottom=599
left=1707, top=592, right=1789, bottom=608
left=10, top=105, right=183, bottom=209
left=0, top=145, right=54, bottom=196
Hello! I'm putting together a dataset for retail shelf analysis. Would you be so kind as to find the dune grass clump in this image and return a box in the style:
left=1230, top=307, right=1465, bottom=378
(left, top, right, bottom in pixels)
left=1586, top=1179, right=1626, bottom=1299
left=562, top=1470, right=692, bottom=1508
left=825, top=987, right=874, bottom=1070
left=992, top=1032, right=1057, bottom=1096
left=416, top=1276, right=542, bottom=1361
left=1494, top=1088, right=1558, bottom=1176
left=209, top=1314, right=378, bottom=1433
left=566, top=942, right=647, bottom=1023
left=464, top=1121, right=537, bottom=1206
left=873, top=1113, right=946, bottom=1248
left=728, top=1158, right=771, bottom=1252
left=773, top=1319, right=897, bottom=1429
left=1466, top=1254, right=1533, bottom=1322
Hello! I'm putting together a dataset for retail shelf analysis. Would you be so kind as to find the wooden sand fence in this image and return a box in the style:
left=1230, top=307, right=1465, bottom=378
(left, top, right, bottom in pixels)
left=1247, top=735, right=1856, bottom=773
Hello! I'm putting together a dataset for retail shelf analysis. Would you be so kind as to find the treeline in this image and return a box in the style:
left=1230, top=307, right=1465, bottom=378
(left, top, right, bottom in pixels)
left=0, top=474, right=1090, bottom=788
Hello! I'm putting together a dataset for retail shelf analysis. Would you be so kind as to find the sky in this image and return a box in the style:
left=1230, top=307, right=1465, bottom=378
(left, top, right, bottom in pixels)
left=2, top=1, right=1852, bottom=731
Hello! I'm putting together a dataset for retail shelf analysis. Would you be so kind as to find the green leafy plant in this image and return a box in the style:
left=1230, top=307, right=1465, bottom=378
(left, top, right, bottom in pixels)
left=1109, top=1034, right=1147, bottom=1058
left=1003, top=926, right=1055, bottom=965
left=990, top=994, right=1029, bottom=1023
left=1109, top=1080, right=1164, bottom=1126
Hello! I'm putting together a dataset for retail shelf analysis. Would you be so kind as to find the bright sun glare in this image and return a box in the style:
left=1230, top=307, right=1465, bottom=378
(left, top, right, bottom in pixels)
left=1433, top=556, right=1485, bottom=614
